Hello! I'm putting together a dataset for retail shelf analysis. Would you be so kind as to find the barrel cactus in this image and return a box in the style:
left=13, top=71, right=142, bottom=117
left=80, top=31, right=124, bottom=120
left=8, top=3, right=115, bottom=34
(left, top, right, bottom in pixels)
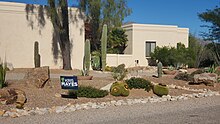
left=153, top=83, right=169, bottom=97
left=110, top=82, right=129, bottom=97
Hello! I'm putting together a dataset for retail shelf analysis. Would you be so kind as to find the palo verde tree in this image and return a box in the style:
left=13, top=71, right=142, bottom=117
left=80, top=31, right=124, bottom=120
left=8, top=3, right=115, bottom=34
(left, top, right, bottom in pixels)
left=198, top=6, right=220, bottom=41
left=198, top=5, right=220, bottom=66
left=48, top=0, right=72, bottom=70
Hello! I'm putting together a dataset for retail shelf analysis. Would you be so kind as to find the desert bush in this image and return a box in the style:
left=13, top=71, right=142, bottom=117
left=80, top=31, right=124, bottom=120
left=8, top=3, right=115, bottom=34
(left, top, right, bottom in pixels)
left=125, top=77, right=152, bottom=92
left=75, top=86, right=108, bottom=98
left=153, top=83, right=169, bottom=97
left=110, top=82, right=129, bottom=97
left=112, top=64, right=127, bottom=81
left=174, top=73, right=192, bottom=81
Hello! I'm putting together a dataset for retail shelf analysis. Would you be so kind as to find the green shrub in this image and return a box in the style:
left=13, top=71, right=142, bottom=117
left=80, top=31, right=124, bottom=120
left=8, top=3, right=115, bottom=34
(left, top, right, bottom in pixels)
left=110, top=82, right=129, bottom=97
left=125, top=77, right=152, bottom=92
left=153, top=84, right=169, bottom=97
left=75, top=86, right=108, bottom=98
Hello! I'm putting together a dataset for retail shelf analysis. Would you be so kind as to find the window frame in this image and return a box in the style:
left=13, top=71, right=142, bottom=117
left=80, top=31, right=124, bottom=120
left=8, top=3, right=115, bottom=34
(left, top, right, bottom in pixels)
left=145, top=41, right=156, bottom=57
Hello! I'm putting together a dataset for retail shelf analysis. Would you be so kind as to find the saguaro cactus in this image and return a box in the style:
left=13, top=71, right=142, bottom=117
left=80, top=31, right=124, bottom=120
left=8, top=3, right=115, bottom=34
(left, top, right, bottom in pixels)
left=157, top=61, right=162, bottom=78
left=34, top=41, right=41, bottom=68
left=101, top=24, right=107, bottom=71
left=83, top=39, right=91, bottom=75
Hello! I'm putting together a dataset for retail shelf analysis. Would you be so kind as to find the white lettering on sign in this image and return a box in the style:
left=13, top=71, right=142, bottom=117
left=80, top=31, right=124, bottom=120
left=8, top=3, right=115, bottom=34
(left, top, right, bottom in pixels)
left=61, top=79, right=78, bottom=87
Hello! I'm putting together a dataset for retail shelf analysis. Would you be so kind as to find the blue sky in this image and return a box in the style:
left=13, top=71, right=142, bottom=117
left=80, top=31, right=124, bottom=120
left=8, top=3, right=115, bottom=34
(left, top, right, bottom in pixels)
left=0, top=0, right=219, bottom=38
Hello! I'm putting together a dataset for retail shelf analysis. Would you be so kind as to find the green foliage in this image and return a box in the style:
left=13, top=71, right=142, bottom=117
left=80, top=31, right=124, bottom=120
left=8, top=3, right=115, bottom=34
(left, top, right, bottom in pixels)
left=125, top=77, right=152, bottom=92
left=153, top=84, right=169, bottom=97
left=151, top=42, right=197, bottom=67
left=110, top=82, right=129, bottom=97
left=107, top=28, right=128, bottom=54
left=101, top=24, right=107, bottom=71
left=102, top=0, right=132, bottom=29
left=34, top=41, right=41, bottom=68
left=198, top=6, right=220, bottom=41
left=79, top=0, right=131, bottom=52
left=0, top=63, right=7, bottom=89
left=83, top=39, right=91, bottom=76
left=75, top=86, right=108, bottom=98
left=112, top=64, right=127, bottom=81
left=150, top=46, right=174, bottom=66
left=188, top=34, right=202, bottom=67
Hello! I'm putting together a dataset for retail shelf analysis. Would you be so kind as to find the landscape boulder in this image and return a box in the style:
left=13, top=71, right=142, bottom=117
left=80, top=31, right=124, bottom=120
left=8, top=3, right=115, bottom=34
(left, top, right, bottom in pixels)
left=193, top=73, right=217, bottom=86
left=0, top=88, right=26, bottom=106
left=25, top=66, right=50, bottom=88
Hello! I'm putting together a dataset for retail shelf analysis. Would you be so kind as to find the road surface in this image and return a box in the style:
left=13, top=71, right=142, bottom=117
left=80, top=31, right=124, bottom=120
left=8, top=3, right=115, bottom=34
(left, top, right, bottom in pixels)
left=1, top=96, right=220, bottom=124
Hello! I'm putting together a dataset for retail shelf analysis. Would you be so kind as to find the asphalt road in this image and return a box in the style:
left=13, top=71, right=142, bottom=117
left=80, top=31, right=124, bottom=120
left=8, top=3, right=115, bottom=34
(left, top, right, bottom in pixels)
left=1, top=96, right=220, bottom=124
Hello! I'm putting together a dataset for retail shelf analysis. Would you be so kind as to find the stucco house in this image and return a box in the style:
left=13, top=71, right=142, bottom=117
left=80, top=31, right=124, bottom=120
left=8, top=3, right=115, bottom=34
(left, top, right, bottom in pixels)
left=0, top=2, right=84, bottom=69
left=0, top=2, right=189, bottom=69
left=107, top=23, right=189, bottom=67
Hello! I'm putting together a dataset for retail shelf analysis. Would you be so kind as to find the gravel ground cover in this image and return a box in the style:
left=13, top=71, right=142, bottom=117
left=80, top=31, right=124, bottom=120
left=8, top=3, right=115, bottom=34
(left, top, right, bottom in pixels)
left=0, top=68, right=220, bottom=118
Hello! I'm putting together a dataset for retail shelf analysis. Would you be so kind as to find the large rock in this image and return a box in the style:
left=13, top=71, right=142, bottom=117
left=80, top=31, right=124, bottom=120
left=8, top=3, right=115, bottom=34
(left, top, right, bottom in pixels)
left=0, top=89, right=17, bottom=105
left=0, top=88, right=27, bottom=107
left=194, top=73, right=217, bottom=86
left=14, top=89, right=27, bottom=105
left=25, top=66, right=50, bottom=88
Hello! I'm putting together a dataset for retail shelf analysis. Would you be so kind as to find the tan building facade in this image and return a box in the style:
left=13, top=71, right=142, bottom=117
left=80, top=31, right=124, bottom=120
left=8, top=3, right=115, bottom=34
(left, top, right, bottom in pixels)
left=0, top=2, right=84, bottom=69
left=107, top=23, right=189, bottom=67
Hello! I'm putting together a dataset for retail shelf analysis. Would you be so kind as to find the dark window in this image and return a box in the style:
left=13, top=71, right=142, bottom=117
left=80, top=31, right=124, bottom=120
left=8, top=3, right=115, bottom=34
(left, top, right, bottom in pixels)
left=145, top=41, right=156, bottom=57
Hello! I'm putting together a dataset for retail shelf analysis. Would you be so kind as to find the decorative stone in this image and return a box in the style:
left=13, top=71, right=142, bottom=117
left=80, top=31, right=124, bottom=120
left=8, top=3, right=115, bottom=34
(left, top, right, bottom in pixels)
left=0, top=110, right=5, bottom=116
left=0, top=89, right=17, bottom=105
left=25, top=66, right=50, bottom=88
left=194, top=73, right=217, bottom=86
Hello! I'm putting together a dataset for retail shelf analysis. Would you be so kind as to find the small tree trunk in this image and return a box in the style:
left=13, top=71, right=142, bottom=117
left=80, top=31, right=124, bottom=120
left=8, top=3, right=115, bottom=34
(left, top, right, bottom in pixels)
left=61, top=44, right=72, bottom=70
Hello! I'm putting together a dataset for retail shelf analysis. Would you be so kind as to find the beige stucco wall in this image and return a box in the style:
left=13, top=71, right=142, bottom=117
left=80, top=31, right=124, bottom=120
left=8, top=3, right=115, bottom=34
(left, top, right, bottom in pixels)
left=0, top=2, right=84, bottom=69
left=107, top=23, right=189, bottom=67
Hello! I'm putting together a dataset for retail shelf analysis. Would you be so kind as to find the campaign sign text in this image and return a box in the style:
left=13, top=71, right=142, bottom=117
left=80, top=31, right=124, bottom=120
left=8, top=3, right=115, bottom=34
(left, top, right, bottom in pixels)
left=60, top=76, right=78, bottom=90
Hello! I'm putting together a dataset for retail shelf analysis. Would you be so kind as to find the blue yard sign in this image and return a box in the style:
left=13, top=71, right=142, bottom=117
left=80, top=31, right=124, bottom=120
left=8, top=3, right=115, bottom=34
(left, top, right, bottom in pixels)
left=60, top=76, right=78, bottom=90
